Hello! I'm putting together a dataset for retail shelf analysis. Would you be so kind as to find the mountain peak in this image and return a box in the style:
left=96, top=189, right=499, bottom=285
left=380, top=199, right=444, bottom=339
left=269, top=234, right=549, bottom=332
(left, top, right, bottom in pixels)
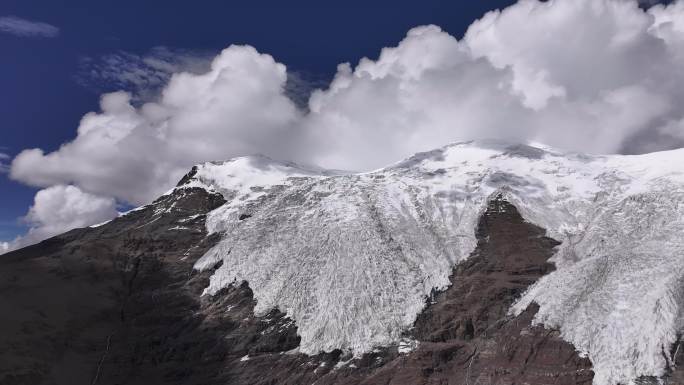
left=3, top=142, right=683, bottom=385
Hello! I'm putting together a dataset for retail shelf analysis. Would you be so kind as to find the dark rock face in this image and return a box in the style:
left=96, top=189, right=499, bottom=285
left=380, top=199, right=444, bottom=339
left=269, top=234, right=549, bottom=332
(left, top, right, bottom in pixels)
left=1, top=190, right=601, bottom=385
left=671, top=337, right=684, bottom=385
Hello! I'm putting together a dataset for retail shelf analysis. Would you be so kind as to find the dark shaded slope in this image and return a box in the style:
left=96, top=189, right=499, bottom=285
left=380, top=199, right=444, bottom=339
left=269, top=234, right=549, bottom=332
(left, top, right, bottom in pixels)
left=0, top=187, right=228, bottom=385
left=0, top=189, right=597, bottom=385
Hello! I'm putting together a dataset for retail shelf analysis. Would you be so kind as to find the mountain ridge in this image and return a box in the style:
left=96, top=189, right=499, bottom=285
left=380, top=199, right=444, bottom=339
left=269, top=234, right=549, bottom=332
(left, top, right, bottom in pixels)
left=178, top=141, right=684, bottom=385
left=2, top=141, right=683, bottom=385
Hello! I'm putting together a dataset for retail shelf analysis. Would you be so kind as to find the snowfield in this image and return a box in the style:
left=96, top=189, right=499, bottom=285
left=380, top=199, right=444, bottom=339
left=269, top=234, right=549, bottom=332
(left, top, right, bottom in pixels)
left=187, top=140, right=684, bottom=385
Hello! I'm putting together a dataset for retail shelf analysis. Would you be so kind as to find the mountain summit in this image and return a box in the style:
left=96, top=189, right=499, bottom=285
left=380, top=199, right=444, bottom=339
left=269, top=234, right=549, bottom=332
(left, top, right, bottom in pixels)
left=1, top=141, right=683, bottom=385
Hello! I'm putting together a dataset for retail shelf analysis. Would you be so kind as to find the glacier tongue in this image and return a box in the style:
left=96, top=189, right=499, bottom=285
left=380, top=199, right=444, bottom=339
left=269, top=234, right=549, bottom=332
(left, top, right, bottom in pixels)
left=511, top=191, right=684, bottom=385
left=188, top=141, right=684, bottom=385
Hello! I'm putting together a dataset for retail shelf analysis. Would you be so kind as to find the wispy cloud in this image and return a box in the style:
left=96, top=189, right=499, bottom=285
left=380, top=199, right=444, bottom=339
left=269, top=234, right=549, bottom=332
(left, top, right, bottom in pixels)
left=0, top=152, right=9, bottom=174
left=76, top=47, right=212, bottom=102
left=0, top=16, right=59, bottom=38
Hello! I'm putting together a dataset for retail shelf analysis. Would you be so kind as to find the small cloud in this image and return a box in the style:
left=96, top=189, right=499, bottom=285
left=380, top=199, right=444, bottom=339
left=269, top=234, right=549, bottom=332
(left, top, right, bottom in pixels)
left=0, top=16, right=59, bottom=38
left=2, top=185, right=118, bottom=253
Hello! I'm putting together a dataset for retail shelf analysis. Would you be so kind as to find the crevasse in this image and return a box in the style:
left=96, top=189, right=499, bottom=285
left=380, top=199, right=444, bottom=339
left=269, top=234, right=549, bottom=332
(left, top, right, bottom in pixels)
left=187, top=140, right=684, bottom=385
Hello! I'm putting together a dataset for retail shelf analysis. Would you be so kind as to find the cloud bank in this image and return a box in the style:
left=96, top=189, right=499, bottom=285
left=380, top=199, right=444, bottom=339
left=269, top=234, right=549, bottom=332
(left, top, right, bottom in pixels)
left=0, top=16, right=59, bottom=38
left=5, top=0, right=684, bottom=250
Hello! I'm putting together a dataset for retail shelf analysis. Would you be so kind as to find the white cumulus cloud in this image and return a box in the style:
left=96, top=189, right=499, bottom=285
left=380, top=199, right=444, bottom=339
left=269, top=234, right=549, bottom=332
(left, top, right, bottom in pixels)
left=306, top=0, right=684, bottom=169
left=7, top=0, right=684, bottom=248
left=0, top=16, right=59, bottom=38
left=3, top=185, right=117, bottom=253
left=11, top=45, right=303, bottom=205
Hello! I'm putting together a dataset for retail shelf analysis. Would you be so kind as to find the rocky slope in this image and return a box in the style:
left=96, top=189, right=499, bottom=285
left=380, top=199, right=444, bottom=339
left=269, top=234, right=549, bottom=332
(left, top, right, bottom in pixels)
left=1, top=141, right=683, bottom=385
left=0, top=188, right=597, bottom=385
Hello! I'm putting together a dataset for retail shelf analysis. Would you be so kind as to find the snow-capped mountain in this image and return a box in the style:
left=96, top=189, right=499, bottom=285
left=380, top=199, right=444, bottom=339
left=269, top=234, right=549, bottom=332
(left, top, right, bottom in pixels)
left=1, top=140, right=682, bottom=385
left=183, top=140, right=684, bottom=385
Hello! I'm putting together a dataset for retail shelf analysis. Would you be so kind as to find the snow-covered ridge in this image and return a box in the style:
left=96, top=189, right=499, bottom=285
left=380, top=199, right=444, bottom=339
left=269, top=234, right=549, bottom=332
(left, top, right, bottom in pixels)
left=186, top=141, right=684, bottom=385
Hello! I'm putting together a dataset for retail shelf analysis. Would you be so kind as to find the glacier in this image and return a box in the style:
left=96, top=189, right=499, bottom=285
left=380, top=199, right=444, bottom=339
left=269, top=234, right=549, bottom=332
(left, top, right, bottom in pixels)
left=185, top=140, right=684, bottom=385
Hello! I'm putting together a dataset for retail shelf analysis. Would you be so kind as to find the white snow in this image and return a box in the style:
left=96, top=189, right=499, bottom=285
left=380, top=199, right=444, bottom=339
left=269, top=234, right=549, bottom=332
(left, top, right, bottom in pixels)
left=89, top=205, right=150, bottom=228
left=186, top=140, right=684, bottom=385
left=334, top=358, right=353, bottom=369
left=89, top=219, right=112, bottom=228
left=168, top=226, right=191, bottom=231
left=398, top=338, right=419, bottom=354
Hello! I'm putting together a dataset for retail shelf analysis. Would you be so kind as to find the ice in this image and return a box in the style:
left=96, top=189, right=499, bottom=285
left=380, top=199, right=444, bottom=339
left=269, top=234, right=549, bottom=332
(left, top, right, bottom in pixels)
left=186, top=140, right=684, bottom=385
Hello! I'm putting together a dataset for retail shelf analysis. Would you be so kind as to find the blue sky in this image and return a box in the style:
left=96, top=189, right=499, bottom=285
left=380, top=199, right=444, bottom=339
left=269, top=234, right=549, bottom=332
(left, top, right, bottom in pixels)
left=1, top=0, right=682, bottom=249
left=0, top=0, right=519, bottom=242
